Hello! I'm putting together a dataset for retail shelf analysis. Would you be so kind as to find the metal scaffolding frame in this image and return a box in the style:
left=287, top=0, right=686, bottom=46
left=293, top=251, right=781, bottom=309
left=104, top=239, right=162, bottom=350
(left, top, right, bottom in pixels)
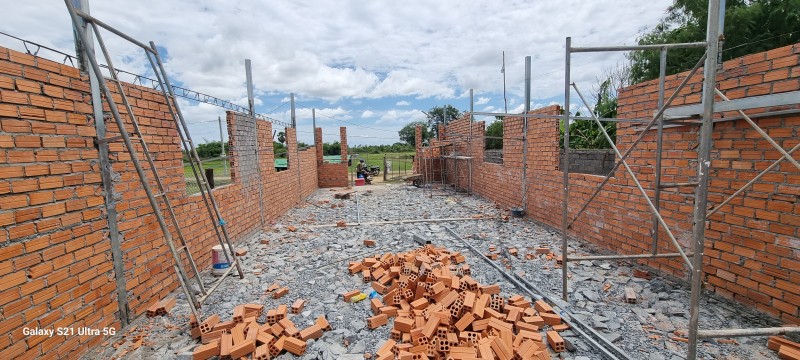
left=559, top=1, right=799, bottom=359
left=65, top=0, right=245, bottom=324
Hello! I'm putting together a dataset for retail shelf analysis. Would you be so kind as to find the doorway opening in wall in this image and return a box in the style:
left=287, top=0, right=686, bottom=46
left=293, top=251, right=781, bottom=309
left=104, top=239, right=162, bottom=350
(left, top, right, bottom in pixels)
left=186, top=113, right=232, bottom=193
left=484, top=117, right=503, bottom=164
left=275, top=128, right=289, bottom=172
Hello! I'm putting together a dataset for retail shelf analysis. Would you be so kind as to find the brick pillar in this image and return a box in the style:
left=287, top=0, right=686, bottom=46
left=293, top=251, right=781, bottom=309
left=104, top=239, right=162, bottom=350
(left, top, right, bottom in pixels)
left=315, top=127, right=323, bottom=166
left=339, top=127, right=348, bottom=162
left=438, top=124, right=445, bottom=140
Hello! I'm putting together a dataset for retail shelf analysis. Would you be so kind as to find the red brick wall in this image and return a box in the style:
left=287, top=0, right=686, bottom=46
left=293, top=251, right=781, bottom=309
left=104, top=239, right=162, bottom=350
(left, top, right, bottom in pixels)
left=315, top=126, right=349, bottom=188
left=0, top=45, right=324, bottom=359
left=417, top=43, right=799, bottom=323
left=0, top=47, right=116, bottom=358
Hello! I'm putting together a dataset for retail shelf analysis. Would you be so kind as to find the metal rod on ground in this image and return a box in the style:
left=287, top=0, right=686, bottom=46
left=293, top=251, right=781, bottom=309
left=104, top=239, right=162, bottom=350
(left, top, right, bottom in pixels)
left=355, top=190, right=361, bottom=224
left=573, top=84, right=693, bottom=270
left=561, top=36, right=571, bottom=302
left=688, top=1, right=722, bottom=358
left=198, top=265, right=237, bottom=303
left=444, top=227, right=629, bottom=360
left=568, top=252, right=693, bottom=261
left=566, top=52, right=707, bottom=230
left=652, top=47, right=667, bottom=255
left=697, top=326, right=800, bottom=339
left=306, top=216, right=494, bottom=228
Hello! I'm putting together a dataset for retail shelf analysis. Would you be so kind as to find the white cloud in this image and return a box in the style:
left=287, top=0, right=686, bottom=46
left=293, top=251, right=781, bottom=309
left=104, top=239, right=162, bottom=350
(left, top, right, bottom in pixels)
left=475, top=97, right=491, bottom=105
left=1, top=0, right=675, bottom=144
left=361, top=110, right=375, bottom=118
left=377, top=109, right=427, bottom=125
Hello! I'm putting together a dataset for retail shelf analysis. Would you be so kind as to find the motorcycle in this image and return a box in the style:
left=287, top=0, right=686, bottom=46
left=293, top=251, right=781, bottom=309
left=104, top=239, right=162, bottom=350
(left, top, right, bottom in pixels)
left=366, top=164, right=380, bottom=177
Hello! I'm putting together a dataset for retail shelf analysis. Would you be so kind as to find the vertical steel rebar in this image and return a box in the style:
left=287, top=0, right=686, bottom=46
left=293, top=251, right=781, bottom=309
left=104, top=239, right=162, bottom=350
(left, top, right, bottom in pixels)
left=522, top=56, right=531, bottom=211
left=469, top=88, right=473, bottom=194
left=561, top=37, right=571, bottom=301
left=70, top=0, right=129, bottom=326
left=245, top=59, right=254, bottom=116
left=652, top=48, right=667, bottom=254
left=687, top=1, right=722, bottom=358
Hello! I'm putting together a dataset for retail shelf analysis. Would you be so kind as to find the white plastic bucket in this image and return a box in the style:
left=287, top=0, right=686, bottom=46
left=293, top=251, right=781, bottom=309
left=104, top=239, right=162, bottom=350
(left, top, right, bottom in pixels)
left=211, top=244, right=232, bottom=276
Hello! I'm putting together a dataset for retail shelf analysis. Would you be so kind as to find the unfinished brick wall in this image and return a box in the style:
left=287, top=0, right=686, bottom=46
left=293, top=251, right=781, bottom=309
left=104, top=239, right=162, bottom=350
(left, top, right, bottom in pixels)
left=315, top=127, right=349, bottom=188
left=417, top=43, right=799, bottom=323
left=0, top=44, right=327, bottom=358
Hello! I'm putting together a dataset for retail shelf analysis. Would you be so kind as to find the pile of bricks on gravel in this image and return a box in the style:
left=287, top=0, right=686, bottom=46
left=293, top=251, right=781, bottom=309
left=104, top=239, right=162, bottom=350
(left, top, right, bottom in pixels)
left=190, top=301, right=331, bottom=360
left=347, top=245, right=568, bottom=360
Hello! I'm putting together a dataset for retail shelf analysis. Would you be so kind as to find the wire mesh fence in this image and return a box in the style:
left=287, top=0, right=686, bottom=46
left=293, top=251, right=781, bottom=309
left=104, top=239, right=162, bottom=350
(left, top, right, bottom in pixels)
left=184, top=156, right=231, bottom=195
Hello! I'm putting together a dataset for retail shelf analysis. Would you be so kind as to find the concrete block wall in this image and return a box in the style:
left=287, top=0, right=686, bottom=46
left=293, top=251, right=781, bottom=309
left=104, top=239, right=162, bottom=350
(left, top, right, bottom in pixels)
left=0, top=44, right=329, bottom=358
left=416, top=43, right=799, bottom=323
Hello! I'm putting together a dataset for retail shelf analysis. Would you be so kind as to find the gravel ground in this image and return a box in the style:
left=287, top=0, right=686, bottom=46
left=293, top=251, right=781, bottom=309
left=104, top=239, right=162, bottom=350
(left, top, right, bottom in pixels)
left=83, top=183, right=783, bottom=360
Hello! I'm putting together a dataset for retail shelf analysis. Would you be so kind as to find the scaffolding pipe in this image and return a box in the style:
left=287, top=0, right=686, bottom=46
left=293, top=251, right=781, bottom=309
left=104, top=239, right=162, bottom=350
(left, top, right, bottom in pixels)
left=561, top=36, right=571, bottom=301
left=707, top=141, right=800, bottom=218
left=566, top=53, right=707, bottom=230
left=652, top=48, right=667, bottom=255
left=573, top=84, right=693, bottom=270
left=245, top=59, right=254, bottom=116
left=697, top=326, right=800, bottom=339
left=72, top=9, right=156, bottom=52
left=522, top=56, right=530, bottom=211
left=571, top=42, right=706, bottom=52
left=714, top=89, right=800, bottom=170
left=469, top=88, right=473, bottom=194
left=687, top=0, right=722, bottom=358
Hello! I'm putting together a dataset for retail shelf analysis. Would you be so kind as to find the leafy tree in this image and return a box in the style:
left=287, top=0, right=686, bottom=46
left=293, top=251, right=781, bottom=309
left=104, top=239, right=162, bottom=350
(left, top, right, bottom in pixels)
left=425, top=105, right=462, bottom=138
left=196, top=140, right=223, bottom=159
left=277, top=131, right=286, bottom=145
left=559, top=111, right=616, bottom=149
left=323, top=141, right=341, bottom=156
left=485, top=119, right=503, bottom=150
left=629, top=0, right=800, bottom=83
left=273, top=141, right=287, bottom=158
left=398, top=121, right=431, bottom=146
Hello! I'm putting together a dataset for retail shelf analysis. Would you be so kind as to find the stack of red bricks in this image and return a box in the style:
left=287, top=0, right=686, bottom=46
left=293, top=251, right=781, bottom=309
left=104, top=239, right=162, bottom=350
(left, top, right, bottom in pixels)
left=190, top=302, right=331, bottom=360
left=768, top=336, right=800, bottom=360
left=348, top=245, right=569, bottom=359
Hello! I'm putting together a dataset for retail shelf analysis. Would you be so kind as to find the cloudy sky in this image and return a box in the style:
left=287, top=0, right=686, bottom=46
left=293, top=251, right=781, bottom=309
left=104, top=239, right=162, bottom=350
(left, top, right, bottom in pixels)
left=0, top=0, right=672, bottom=145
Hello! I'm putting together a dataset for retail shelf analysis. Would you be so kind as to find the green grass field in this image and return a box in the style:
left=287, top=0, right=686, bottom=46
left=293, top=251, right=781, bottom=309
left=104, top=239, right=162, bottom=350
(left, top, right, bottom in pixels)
left=182, top=152, right=416, bottom=192
left=346, top=152, right=415, bottom=178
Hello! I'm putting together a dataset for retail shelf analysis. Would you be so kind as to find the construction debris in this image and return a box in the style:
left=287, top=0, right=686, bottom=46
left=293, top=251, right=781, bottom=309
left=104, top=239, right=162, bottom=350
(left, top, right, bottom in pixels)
left=145, top=297, right=176, bottom=317
left=768, top=336, right=800, bottom=359
left=335, top=192, right=354, bottom=199
left=191, top=302, right=331, bottom=359
left=349, top=244, right=565, bottom=359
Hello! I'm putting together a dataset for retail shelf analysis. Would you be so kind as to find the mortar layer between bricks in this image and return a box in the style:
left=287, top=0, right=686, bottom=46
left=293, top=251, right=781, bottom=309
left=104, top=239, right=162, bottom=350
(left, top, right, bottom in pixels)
left=81, top=183, right=786, bottom=360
